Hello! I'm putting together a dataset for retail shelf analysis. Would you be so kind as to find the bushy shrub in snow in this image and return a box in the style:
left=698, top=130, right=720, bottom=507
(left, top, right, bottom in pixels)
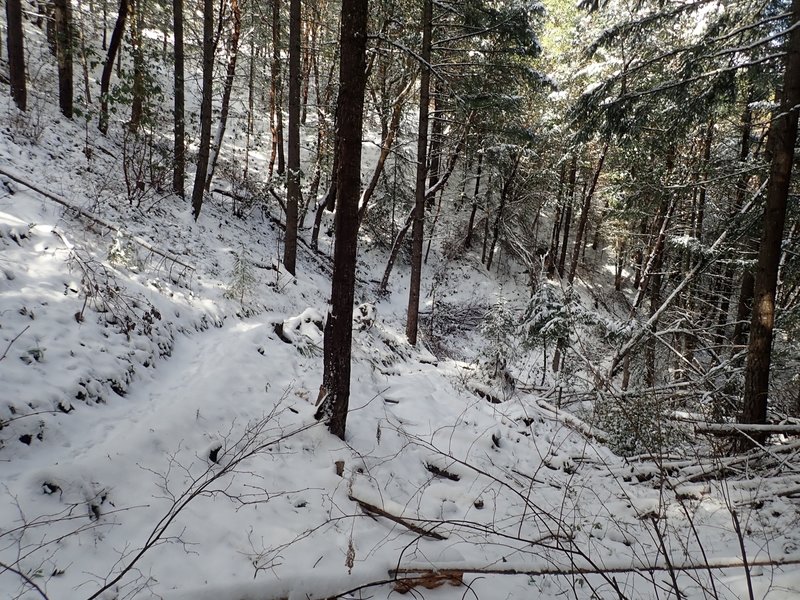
left=224, top=246, right=257, bottom=305
left=593, top=392, right=682, bottom=457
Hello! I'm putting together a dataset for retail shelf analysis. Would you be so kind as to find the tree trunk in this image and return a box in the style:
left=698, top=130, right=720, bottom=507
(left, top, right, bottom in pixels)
left=205, top=0, right=242, bottom=191
left=99, top=0, right=129, bottom=133
left=128, top=0, right=144, bottom=130
left=191, top=0, right=215, bottom=220
left=741, top=0, right=800, bottom=432
left=405, top=0, right=433, bottom=346
left=557, top=156, right=577, bottom=277
left=379, top=210, right=415, bottom=293
left=173, top=0, right=185, bottom=196
left=357, top=76, right=415, bottom=224
left=315, top=0, right=369, bottom=440
left=270, top=0, right=286, bottom=177
left=716, top=101, right=752, bottom=342
left=464, top=151, right=483, bottom=249
left=243, top=24, right=256, bottom=186
left=568, top=142, right=608, bottom=284
left=54, top=0, right=74, bottom=118
left=486, top=152, right=520, bottom=272
left=284, top=0, right=301, bottom=275
left=546, top=162, right=566, bottom=277
left=6, top=0, right=27, bottom=111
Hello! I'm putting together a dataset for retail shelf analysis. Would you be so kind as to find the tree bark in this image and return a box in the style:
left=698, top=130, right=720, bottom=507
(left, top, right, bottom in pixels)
left=191, top=0, right=215, bottom=220
left=546, top=162, right=566, bottom=277
left=54, top=0, right=74, bottom=118
left=357, top=76, right=415, bottom=224
left=464, top=151, right=483, bottom=249
left=99, top=0, right=129, bottom=133
left=557, top=156, right=577, bottom=277
left=173, top=0, right=185, bottom=196
left=284, top=0, right=301, bottom=275
left=405, top=0, right=433, bottom=346
left=568, top=142, right=608, bottom=284
left=269, top=0, right=286, bottom=177
left=486, top=152, right=520, bottom=272
left=741, top=0, right=800, bottom=432
left=315, top=0, right=369, bottom=440
left=205, top=0, right=242, bottom=191
left=6, top=0, right=27, bottom=111
left=128, top=0, right=144, bottom=130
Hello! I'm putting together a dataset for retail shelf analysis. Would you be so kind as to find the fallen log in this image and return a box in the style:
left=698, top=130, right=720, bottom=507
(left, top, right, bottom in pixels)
left=390, top=552, right=800, bottom=579
left=0, top=166, right=195, bottom=273
left=348, top=494, right=447, bottom=540
left=696, top=423, right=800, bottom=436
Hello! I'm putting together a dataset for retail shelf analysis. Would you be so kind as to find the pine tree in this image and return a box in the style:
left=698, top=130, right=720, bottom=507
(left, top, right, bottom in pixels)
left=315, top=0, right=370, bottom=439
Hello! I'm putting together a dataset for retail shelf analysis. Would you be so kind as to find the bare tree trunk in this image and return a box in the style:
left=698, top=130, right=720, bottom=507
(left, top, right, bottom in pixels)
left=284, top=0, right=301, bottom=274
left=742, top=0, right=800, bottom=433
left=405, top=0, right=433, bottom=346
left=173, top=0, right=185, bottom=196
left=486, top=152, right=520, bottom=272
left=6, top=0, right=27, bottom=111
left=717, top=99, right=754, bottom=343
left=546, top=161, right=566, bottom=277
left=205, top=0, right=242, bottom=190
left=191, top=0, right=215, bottom=220
left=315, top=0, right=369, bottom=440
left=99, top=0, right=129, bottom=133
left=129, top=0, right=146, bottom=130
left=379, top=210, right=414, bottom=292
left=270, top=0, right=286, bottom=177
left=300, top=11, right=313, bottom=125
left=568, top=142, right=608, bottom=284
left=54, top=0, right=74, bottom=118
left=357, top=76, right=415, bottom=224
left=557, top=156, right=577, bottom=277
left=464, top=151, right=483, bottom=249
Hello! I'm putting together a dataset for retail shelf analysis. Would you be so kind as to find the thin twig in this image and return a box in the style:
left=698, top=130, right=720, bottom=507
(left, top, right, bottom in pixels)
left=0, top=325, right=30, bottom=362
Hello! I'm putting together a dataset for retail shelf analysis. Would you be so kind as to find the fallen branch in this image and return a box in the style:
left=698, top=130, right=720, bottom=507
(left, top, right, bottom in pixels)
left=390, top=552, right=800, bottom=579
left=0, top=166, right=195, bottom=273
left=0, top=325, right=30, bottom=362
left=696, top=423, right=800, bottom=436
left=348, top=494, right=447, bottom=540
left=536, top=399, right=609, bottom=443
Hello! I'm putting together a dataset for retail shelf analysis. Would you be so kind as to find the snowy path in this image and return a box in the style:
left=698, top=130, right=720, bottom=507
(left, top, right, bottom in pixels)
left=3, top=315, right=800, bottom=600
left=0, top=317, right=342, bottom=598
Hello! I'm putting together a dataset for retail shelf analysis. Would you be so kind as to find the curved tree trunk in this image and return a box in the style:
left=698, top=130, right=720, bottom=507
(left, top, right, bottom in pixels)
left=568, top=142, right=608, bottom=284
left=205, top=0, right=242, bottom=191
left=557, top=156, right=577, bottom=277
left=128, top=0, right=144, bottom=130
left=269, top=0, right=285, bottom=178
left=191, top=0, right=215, bottom=220
left=464, top=151, right=483, bottom=249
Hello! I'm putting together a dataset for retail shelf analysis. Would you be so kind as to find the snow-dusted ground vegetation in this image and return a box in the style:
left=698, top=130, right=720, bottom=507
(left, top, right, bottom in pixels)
left=2, top=1, right=800, bottom=599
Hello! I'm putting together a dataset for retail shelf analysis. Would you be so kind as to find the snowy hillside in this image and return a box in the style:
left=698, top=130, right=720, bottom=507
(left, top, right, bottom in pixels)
left=2, top=1, right=800, bottom=597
